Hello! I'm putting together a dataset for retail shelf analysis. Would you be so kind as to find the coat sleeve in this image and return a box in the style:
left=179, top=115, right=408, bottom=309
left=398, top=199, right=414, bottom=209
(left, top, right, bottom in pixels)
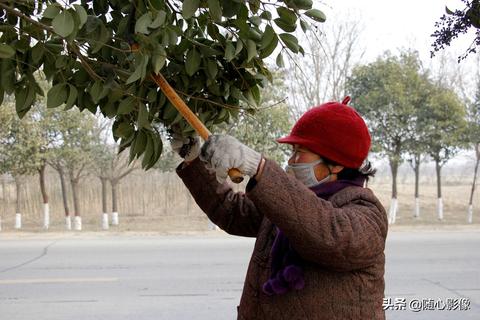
left=247, top=159, right=388, bottom=271
left=176, top=157, right=263, bottom=237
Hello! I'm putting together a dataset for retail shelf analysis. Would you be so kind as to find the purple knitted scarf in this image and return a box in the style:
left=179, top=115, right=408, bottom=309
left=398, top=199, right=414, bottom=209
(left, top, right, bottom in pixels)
left=262, top=177, right=365, bottom=296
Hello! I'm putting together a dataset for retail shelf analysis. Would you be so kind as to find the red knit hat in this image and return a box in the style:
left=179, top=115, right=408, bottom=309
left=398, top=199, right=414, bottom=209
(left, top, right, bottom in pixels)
left=277, top=96, right=371, bottom=168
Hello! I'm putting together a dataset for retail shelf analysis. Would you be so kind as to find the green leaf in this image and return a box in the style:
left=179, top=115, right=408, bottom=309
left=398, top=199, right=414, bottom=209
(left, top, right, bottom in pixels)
left=52, top=11, right=75, bottom=37
left=445, top=6, right=454, bottom=15
left=185, top=48, right=201, bottom=76
left=149, top=0, right=164, bottom=11
left=130, top=130, right=148, bottom=162
left=0, top=44, right=15, bottom=58
left=235, top=40, right=243, bottom=55
left=260, top=11, right=272, bottom=20
left=47, top=83, right=68, bottom=108
left=150, top=11, right=167, bottom=28
left=1, top=59, right=15, bottom=94
left=182, top=0, right=200, bottom=19
left=90, top=80, right=109, bottom=103
left=43, top=4, right=60, bottom=19
left=118, top=96, right=136, bottom=114
left=162, top=102, right=178, bottom=121
left=65, top=84, right=78, bottom=109
left=247, top=40, right=256, bottom=62
left=305, top=9, right=326, bottom=23
left=300, top=19, right=309, bottom=33
left=135, top=12, right=153, bottom=34
left=259, top=33, right=278, bottom=58
left=152, top=48, right=167, bottom=74
left=73, top=4, right=88, bottom=28
left=147, top=88, right=158, bottom=103
left=249, top=16, right=262, bottom=26
left=31, top=43, right=44, bottom=64
left=276, top=52, right=284, bottom=68
left=279, top=33, right=299, bottom=53
left=274, top=18, right=296, bottom=32
left=137, top=103, right=151, bottom=129
left=225, top=39, right=239, bottom=57
left=207, top=0, right=222, bottom=21
left=247, top=28, right=262, bottom=42
left=293, top=0, right=313, bottom=10
left=142, top=133, right=155, bottom=169
left=15, top=88, right=27, bottom=113
left=206, top=59, right=218, bottom=79
left=150, top=133, right=163, bottom=169
left=114, top=122, right=134, bottom=139
left=260, top=25, right=275, bottom=49
left=126, top=55, right=149, bottom=84
left=277, top=7, right=297, bottom=25
left=92, top=23, right=110, bottom=53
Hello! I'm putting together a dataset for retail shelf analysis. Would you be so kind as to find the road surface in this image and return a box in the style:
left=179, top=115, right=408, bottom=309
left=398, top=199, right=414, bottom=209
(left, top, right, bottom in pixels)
left=0, top=230, right=479, bottom=319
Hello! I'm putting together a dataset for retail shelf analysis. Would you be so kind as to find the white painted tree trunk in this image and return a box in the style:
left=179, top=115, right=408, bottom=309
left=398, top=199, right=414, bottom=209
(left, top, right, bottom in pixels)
left=437, top=198, right=444, bottom=220
left=102, top=213, right=109, bottom=230
left=388, top=198, right=398, bottom=224
left=208, top=220, right=218, bottom=230
left=74, top=216, right=82, bottom=231
left=43, top=203, right=50, bottom=229
left=413, top=197, right=420, bottom=218
left=467, top=205, right=473, bottom=224
left=15, top=213, right=22, bottom=229
left=111, top=212, right=119, bottom=225
left=65, top=216, right=72, bottom=230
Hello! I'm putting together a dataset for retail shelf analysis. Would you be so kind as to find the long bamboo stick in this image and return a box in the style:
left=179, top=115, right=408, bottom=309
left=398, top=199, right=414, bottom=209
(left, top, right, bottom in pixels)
left=152, top=73, right=244, bottom=183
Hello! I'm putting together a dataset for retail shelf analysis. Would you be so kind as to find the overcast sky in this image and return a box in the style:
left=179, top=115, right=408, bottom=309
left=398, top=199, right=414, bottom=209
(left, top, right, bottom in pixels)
left=322, top=0, right=477, bottom=64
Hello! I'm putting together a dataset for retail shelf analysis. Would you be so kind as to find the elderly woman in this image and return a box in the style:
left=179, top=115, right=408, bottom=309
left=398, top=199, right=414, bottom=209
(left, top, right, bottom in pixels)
left=172, top=97, right=388, bottom=320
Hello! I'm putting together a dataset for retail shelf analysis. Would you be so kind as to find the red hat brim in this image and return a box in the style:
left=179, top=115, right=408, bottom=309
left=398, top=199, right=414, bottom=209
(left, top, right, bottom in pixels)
left=277, top=135, right=312, bottom=147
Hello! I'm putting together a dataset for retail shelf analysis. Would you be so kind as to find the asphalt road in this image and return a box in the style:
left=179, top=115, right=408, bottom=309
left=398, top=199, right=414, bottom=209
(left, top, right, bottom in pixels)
left=0, top=230, right=479, bottom=320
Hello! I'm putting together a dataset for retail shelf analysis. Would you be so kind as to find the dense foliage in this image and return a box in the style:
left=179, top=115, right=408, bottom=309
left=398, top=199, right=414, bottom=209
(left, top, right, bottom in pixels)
left=0, top=0, right=325, bottom=169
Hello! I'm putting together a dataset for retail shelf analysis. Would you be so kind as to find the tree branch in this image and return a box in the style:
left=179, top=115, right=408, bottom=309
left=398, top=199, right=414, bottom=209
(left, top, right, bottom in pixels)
left=0, top=2, right=102, bottom=81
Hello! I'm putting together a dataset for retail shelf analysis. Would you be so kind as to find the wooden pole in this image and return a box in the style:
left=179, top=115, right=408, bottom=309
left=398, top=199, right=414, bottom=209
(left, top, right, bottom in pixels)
left=152, top=74, right=244, bottom=183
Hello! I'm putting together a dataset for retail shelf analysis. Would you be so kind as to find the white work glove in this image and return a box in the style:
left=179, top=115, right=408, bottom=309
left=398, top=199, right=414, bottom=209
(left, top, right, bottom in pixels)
left=200, top=134, right=262, bottom=183
left=170, top=132, right=201, bottom=162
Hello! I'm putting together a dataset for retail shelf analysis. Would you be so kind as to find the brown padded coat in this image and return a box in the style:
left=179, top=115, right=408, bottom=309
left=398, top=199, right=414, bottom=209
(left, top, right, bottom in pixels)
left=177, top=158, right=388, bottom=320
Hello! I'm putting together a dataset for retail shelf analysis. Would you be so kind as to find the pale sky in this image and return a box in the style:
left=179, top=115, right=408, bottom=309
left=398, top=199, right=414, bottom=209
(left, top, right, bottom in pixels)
left=323, top=0, right=477, bottom=64
left=321, top=1, right=478, bottom=166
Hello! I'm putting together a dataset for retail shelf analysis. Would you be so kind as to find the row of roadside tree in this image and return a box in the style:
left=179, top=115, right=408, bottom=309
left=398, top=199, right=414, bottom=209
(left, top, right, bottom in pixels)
left=2, top=50, right=479, bottom=229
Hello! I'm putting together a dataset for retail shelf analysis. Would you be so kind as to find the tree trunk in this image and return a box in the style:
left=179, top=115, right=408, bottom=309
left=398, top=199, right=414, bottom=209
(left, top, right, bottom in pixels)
left=14, top=176, right=22, bottom=229
left=101, top=177, right=108, bottom=213
left=111, top=180, right=118, bottom=212
left=58, top=167, right=70, bottom=217
left=69, top=171, right=82, bottom=230
left=468, top=144, right=480, bottom=223
left=413, top=154, right=421, bottom=218
left=388, top=157, right=399, bottom=224
left=70, top=176, right=80, bottom=217
left=38, top=164, right=50, bottom=229
left=100, top=177, right=109, bottom=230
left=435, top=159, right=443, bottom=220
left=57, top=166, right=71, bottom=230
left=111, top=179, right=119, bottom=225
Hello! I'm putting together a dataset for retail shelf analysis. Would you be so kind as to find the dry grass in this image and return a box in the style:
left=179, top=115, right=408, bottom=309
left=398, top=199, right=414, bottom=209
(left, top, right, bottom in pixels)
left=0, top=166, right=479, bottom=233
left=369, top=181, right=478, bottom=225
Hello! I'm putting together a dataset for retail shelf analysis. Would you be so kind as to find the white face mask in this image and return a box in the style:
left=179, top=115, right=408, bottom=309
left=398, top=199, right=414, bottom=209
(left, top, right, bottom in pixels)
left=285, top=159, right=331, bottom=187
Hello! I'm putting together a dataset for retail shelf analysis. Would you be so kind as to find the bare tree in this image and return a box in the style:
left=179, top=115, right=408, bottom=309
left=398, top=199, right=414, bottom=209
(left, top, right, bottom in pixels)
left=91, top=119, right=138, bottom=229
left=286, top=17, right=365, bottom=119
